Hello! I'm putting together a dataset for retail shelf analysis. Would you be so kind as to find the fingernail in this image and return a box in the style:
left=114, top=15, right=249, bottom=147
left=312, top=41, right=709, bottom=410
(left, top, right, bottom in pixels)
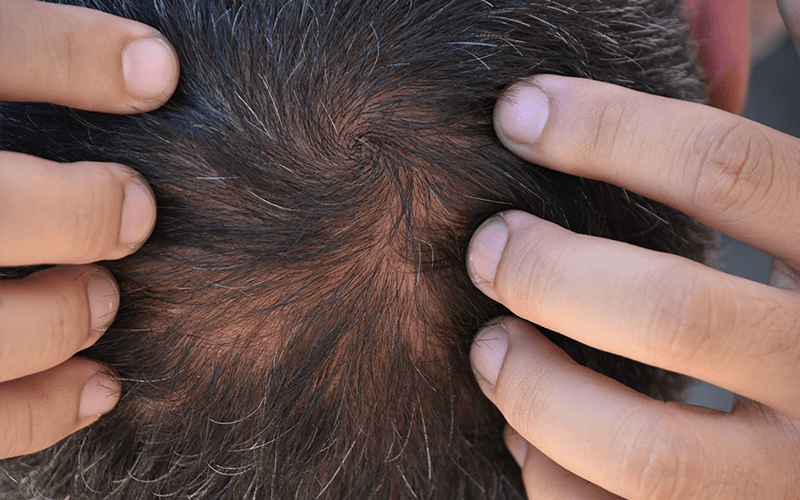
left=79, top=373, right=120, bottom=419
left=119, top=178, right=156, bottom=248
left=87, top=272, right=118, bottom=333
left=122, top=36, right=177, bottom=100
left=496, top=83, right=549, bottom=145
left=468, top=215, right=508, bottom=285
left=471, top=323, right=508, bottom=386
left=504, top=427, right=528, bottom=467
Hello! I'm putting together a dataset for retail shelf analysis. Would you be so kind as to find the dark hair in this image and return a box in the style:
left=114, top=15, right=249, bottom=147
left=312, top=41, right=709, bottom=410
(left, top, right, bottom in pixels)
left=1, top=0, right=713, bottom=498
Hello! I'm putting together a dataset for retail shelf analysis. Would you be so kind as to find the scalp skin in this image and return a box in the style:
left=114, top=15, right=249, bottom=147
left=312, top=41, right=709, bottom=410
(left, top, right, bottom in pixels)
left=0, top=1, right=712, bottom=498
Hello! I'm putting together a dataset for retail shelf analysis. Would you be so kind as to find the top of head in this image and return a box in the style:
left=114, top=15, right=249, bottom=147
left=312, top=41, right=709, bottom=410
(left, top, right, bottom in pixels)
left=0, top=0, right=713, bottom=498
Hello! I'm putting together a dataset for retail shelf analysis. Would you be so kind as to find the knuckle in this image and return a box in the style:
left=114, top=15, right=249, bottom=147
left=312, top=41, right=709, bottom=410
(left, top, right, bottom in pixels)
left=590, top=99, right=635, bottom=164
left=495, top=223, right=567, bottom=319
left=501, top=366, right=557, bottom=439
left=58, top=164, right=123, bottom=261
left=46, top=288, right=83, bottom=360
left=741, top=295, right=800, bottom=406
left=689, top=121, right=780, bottom=219
left=46, top=22, right=77, bottom=89
left=0, top=400, right=36, bottom=459
left=616, top=411, right=706, bottom=500
left=641, top=264, right=726, bottom=369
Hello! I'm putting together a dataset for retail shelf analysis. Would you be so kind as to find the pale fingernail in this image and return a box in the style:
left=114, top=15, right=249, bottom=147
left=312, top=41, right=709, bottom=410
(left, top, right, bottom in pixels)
left=79, top=373, right=120, bottom=419
left=504, top=427, right=529, bottom=467
left=122, top=36, right=177, bottom=100
left=496, top=84, right=549, bottom=145
left=119, top=178, right=156, bottom=248
left=471, top=323, right=508, bottom=386
left=468, top=215, right=508, bottom=285
left=87, top=272, right=118, bottom=333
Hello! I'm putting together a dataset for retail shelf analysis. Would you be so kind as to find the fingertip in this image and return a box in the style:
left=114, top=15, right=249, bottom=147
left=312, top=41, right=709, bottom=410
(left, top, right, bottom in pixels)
left=0, top=2, right=180, bottom=113
left=86, top=267, right=120, bottom=338
left=468, top=210, right=556, bottom=308
left=119, top=173, right=157, bottom=249
left=494, top=80, right=550, bottom=147
left=467, top=213, right=509, bottom=288
left=79, top=370, right=121, bottom=421
left=471, top=316, right=556, bottom=390
left=471, top=320, right=510, bottom=387
left=0, top=358, right=121, bottom=459
left=121, top=33, right=180, bottom=108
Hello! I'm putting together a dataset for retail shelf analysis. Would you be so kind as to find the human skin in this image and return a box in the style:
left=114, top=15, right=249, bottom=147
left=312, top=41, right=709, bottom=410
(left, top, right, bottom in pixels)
left=0, top=0, right=178, bottom=459
left=468, top=0, right=800, bottom=498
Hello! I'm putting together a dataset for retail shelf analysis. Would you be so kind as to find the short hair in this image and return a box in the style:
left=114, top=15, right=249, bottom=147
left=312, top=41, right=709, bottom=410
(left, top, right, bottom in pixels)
left=1, top=0, right=713, bottom=498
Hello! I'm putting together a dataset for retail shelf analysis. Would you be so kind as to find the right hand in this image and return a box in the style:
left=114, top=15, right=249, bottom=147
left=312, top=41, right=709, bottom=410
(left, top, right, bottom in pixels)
left=0, top=0, right=179, bottom=459
left=465, top=1, right=800, bottom=497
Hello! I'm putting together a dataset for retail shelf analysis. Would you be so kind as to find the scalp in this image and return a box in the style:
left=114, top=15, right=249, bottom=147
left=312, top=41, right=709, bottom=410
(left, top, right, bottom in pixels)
left=2, top=0, right=713, bottom=498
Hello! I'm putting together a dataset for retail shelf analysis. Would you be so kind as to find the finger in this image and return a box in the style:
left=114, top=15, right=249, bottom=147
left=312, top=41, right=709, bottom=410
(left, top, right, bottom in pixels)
left=470, top=317, right=800, bottom=500
left=493, top=75, right=800, bottom=266
left=768, top=257, right=800, bottom=293
left=0, top=0, right=179, bottom=113
left=0, top=151, right=157, bottom=265
left=504, top=427, right=623, bottom=500
left=0, top=265, right=118, bottom=382
left=467, top=211, right=800, bottom=419
left=685, top=0, right=750, bottom=114
left=778, top=0, right=800, bottom=55
left=0, top=357, right=120, bottom=459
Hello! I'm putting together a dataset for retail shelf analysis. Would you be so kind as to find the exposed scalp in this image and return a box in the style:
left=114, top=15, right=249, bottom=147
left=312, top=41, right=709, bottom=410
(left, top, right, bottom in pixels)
left=1, top=0, right=713, bottom=498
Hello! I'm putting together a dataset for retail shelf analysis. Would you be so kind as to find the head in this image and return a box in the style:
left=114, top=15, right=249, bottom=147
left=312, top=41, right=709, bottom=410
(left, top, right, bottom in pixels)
left=1, top=0, right=713, bottom=498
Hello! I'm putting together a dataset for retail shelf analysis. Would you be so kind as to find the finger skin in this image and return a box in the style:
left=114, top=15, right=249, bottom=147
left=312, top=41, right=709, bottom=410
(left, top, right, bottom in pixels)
left=0, top=265, right=119, bottom=382
left=769, top=257, right=800, bottom=291
left=0, top=0, right=179, bottom=113
left=468, top=211, right=800, bottom=420
left=0, top=358, right=120, bottom=459
left=505, top=427, right=623, bottom=500
left=470, top=317, right=800, bottom=500
left=493, top=75, right=800, bottom=266
left=686, top=0, right=750, bottom=114
left=778, top=0, right=800, bottom=55
left=0, top=151, right=157, bottom=266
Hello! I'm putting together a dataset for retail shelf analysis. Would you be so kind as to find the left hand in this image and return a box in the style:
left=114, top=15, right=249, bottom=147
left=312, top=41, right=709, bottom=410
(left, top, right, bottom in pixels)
left=0, top=0, right=178, bottom=459
left=467, top=73, right=800, bottom=499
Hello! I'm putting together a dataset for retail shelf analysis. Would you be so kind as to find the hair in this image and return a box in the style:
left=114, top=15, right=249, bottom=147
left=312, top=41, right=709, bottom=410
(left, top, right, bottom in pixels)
left=1, top=0, right=714, bottom=498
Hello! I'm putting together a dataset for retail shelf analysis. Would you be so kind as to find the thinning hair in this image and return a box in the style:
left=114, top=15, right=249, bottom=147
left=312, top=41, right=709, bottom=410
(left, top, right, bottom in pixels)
left=1, top=0, right=713, bottom=498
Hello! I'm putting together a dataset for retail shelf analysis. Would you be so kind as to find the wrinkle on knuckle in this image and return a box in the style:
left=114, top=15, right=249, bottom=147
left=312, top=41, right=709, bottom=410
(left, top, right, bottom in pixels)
left=743, top=296, right=800, bottom=405
left=41, top=7, right=78, bottom=90
left=591, top=99, right=632, bottom=165
left=0, top=399, right=36, bottom=459
left=50, top=32, right=72, bottom=89
left=497, top=230, right=553, bottom=317
left=615, top=411, right=705, bottom=500
left=502, top=365, right=558, bottom=441
left=0, top=404, right=8, bottom=459
left=23, top=400, right=35, bottom=457
left=690, top=122, right=779, bottom=220
left=725, top=462, right=764, bottom=499
left=642, top=264, right=718, bottom=368
left=60, top=165, right=119, bottom=260
left=47, top=288, right=81, bottom=360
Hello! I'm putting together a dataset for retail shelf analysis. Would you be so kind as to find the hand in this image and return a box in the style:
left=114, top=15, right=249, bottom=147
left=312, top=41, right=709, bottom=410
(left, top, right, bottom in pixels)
left=466, top=2, right=800, bottom=497
left=0, top=0, right=179, bottom=459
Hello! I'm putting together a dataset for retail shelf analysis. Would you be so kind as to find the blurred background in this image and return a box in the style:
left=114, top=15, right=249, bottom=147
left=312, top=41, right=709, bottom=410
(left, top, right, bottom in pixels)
left=685, top=0, right=799, bottom=410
